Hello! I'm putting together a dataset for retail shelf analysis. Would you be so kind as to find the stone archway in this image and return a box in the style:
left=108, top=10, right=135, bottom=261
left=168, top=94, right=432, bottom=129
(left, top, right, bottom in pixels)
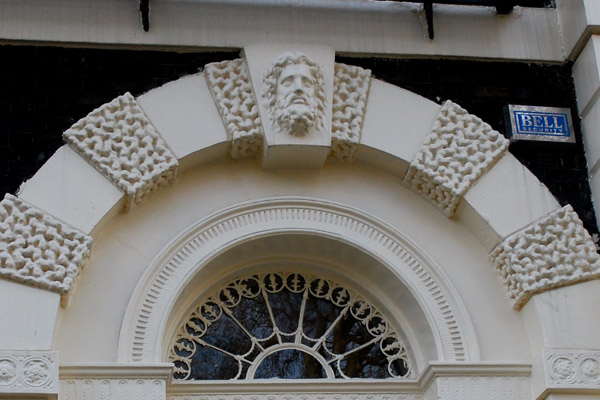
left=1, top=44, right=599, bottom=399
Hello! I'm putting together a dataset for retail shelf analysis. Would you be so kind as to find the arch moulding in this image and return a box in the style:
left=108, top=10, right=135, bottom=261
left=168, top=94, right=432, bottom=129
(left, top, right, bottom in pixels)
left=117, top=196, right=479, bottom=366
left=0, top=43, right=599, bottom=399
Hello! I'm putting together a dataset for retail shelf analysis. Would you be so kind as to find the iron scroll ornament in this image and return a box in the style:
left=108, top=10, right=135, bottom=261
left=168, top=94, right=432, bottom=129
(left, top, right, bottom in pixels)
left=170, top=272, right=411, bottom=380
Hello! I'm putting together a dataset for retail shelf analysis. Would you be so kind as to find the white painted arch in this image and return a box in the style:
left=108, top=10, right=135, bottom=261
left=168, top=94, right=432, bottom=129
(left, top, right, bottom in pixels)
left=3, top=52, right=600, bottom=399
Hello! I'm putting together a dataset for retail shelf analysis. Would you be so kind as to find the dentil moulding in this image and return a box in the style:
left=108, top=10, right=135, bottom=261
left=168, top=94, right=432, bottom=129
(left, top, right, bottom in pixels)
left=331, top=63, right=372, bottom=161
left=404, top=100, right=509, bottom=217
left=544, top=349, right=600, bottom=390
left=204, top=58, right=264, bottom=159
left=0, top=194, right=92, bottom=294
left=0, top=351, right=58, bottom=397
left=490, top=205, right=600, bottom=310
left=63, top=92, right=178, bottom=209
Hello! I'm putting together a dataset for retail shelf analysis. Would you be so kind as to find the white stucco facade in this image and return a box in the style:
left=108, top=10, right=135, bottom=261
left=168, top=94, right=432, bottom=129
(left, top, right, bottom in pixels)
left=1, top=2, right=600, bottom=399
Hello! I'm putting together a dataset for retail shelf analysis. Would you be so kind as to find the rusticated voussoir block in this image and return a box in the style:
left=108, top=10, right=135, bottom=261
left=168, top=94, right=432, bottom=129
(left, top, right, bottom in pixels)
left=63, top=92, right=178, bottom=209
left=491, top=205, right=600, bottom=310
left=330, top=62, right=372, bottom=161
left=404, top=100, right=509, bottom=217
left=204, top=58, right=264, bottom=159
left=0, top=194, right=92, bottom=293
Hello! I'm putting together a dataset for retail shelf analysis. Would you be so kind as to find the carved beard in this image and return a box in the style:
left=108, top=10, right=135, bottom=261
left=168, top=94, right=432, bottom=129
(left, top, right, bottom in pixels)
left=275, top=103, right=317, bottom=137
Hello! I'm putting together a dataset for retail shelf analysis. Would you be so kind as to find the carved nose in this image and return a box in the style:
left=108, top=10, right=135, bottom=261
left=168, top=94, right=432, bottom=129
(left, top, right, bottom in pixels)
left=292, top=77, right=304, bottom=93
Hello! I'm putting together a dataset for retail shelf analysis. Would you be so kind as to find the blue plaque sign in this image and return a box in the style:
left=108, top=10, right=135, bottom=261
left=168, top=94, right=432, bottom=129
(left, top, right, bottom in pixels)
left=505, top=105, right=575, bottom=143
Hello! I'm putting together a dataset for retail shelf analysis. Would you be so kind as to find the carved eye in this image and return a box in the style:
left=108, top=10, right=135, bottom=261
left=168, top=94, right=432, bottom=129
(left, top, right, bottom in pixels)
left=301, top=76, right=314, bottom=87
left=279, top=76, right=294, bottom=86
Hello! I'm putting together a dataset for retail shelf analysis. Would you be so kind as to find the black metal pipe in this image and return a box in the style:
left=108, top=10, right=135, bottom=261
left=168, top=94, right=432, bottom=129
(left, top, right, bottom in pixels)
left=383, top=0, right=546, bottom=13
left=424, top=1, right=434, bottom=39
left=496, top=0, right=515, bottom=14
left=383, top=0, right=524, bottom=40
left=140, top=0, right=150, bottom=32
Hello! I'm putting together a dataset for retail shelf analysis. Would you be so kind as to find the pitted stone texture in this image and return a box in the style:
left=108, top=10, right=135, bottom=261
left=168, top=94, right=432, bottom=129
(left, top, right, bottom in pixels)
left=404, top=100, right=509, bottom=217
left=0, top=194, right=92, bottom=294
left=330, top=63, right=371, bottom=161
left=204, top=58, right=263, bottom=159
left=63, top=92, right=178, bottom=209
left=491, top=205, right=600, bottom=310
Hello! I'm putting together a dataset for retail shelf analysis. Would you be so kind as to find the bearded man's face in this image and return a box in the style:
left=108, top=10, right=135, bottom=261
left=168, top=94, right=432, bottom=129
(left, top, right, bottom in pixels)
left=275, top=63, right=318, bottom=136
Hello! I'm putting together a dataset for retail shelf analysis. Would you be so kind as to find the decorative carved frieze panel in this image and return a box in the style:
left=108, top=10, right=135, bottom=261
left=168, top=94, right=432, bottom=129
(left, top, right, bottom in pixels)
left=63, top=92, right=178, bottom=209
left=0, top=194, right=92, bottom=293
left=404, top=100, right=509, bottom=217
left=545, top=349, right=600, bottom=390
left=204, top=58, right=263, bottom=159
left=59, top=364, right=172, bottom=400
left=436, top=376, right=530, bottom=399
left=330, top=63, right=371, bottom=161
left=61, top=378, right=166, bottom=400
left=0, top=351, right=58, bottom=397
left=490, top=205, right=600, bottom=310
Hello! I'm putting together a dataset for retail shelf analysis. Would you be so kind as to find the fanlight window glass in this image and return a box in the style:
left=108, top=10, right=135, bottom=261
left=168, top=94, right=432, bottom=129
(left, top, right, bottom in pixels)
left=170, top=272, right=411, bottom=380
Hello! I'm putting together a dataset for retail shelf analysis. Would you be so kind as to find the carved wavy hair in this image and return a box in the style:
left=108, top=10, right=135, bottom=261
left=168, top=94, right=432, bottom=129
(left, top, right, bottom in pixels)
left=262, top=52, right=327, bottom=133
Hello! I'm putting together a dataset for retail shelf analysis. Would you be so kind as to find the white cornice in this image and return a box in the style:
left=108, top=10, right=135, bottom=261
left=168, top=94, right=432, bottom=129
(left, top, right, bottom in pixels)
left=56, top=362, right=534, bottom=399
left=59, top=363, right=174, bottom=380
left=57, top=362, right=533, bottom=398
left=168, top=380, right=422, bottom=395
left=419, top=362, right=532, bottom=382
left=0, top=0, right=563, bottom=62
left=164, top=362, right=530, bottom=395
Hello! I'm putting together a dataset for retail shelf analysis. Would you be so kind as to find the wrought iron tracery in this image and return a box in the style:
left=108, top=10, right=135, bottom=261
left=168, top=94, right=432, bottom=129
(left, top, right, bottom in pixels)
left=170, top=272, right=411, bottom=380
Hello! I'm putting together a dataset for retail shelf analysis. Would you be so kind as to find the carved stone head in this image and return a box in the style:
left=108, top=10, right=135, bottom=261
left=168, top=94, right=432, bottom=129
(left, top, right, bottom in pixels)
left=262, top=52, right=326, bottom=137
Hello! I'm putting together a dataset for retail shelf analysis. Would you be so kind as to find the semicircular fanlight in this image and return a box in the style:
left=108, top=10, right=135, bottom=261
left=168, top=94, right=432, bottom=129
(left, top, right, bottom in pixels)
left=169, top=272, right=411, bottom=380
